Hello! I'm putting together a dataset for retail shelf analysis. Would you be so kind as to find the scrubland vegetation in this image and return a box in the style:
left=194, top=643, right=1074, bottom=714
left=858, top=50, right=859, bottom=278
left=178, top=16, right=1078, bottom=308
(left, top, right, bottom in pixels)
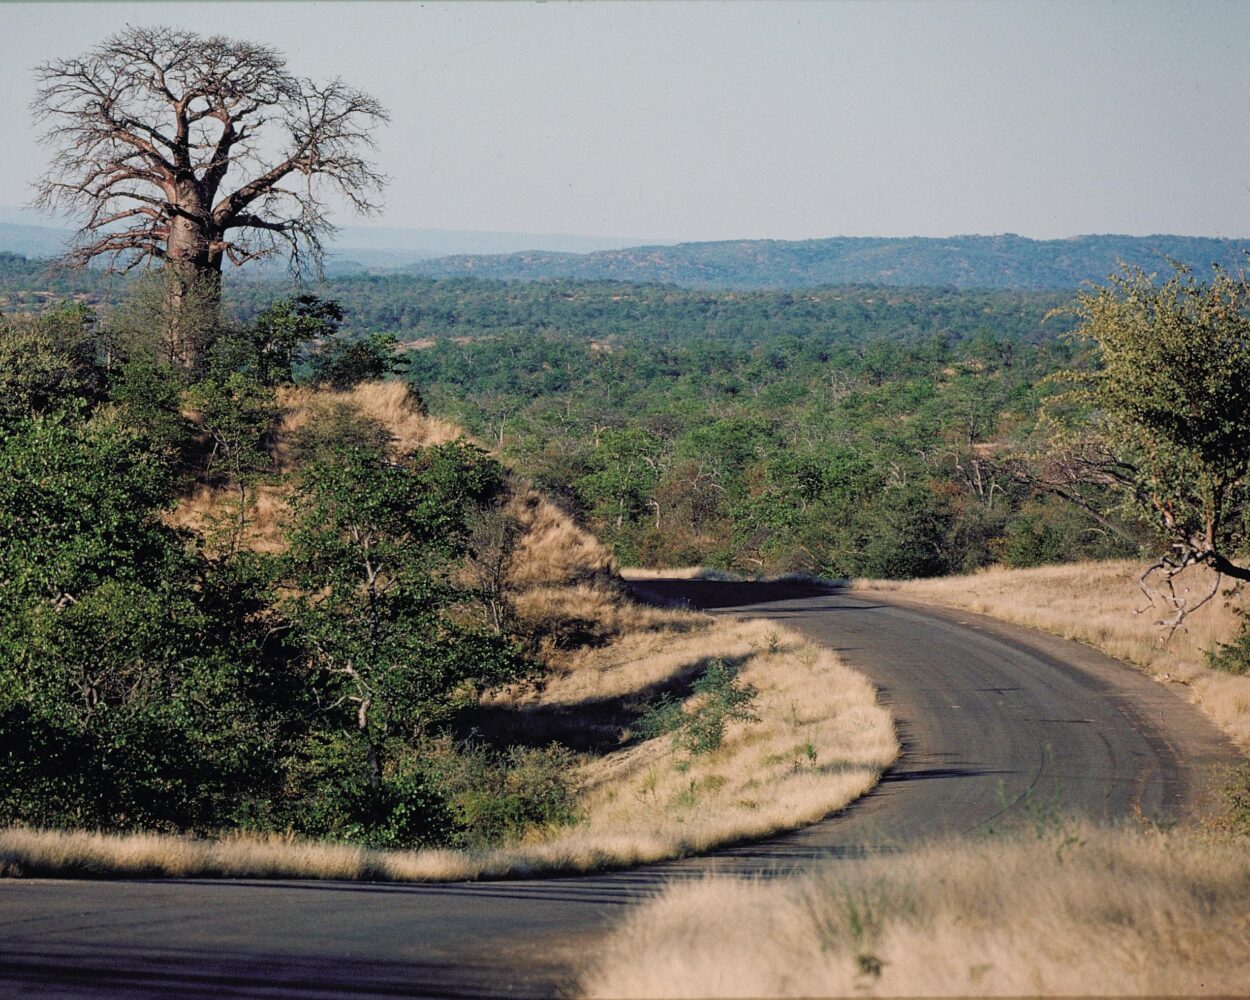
left=580, top=821, right=1250, bottom=997
left=2, top=617, right=895, bottom=880
left=0, top=280, right=894, bottom=878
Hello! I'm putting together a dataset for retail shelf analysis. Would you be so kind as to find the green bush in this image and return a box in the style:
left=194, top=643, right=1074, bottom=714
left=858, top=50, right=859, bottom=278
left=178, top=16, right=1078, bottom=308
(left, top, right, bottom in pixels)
left=436, top=742, right=581, bottom=848
left=1206, top=617, right=1250, bottom=675
left=678, top=660, right=760, bottom=754
left=636, top=660, right=760, bottom=755
left=635, top=692, right=684, bottom=741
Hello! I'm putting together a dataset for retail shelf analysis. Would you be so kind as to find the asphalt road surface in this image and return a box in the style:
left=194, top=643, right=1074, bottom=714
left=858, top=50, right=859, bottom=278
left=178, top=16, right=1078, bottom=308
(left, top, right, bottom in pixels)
left=1, top=582, right=1239, bottom=999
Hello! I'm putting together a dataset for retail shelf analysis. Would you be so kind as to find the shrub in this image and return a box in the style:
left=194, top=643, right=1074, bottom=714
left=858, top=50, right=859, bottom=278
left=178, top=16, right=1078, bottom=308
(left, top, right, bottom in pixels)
left=635, top=692, right=684, bottom=741
left=436, top=742, right=581, bottom=848
left=635, top=660, right=760, bottom=755
left=1206, top=615, right=1250, bottom=675
left=679, top=660, right=760, bottom=754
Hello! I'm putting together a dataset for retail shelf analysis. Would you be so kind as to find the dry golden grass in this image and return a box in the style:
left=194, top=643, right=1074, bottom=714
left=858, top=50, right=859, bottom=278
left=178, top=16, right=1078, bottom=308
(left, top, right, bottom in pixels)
left=557, top=618, right=896, bottom=859
left=276, top=380, right=462, bottom=461
left=1, top=619, right=895, bottom=882
left=858, top=560, right=1250, bottom=752
left=619, top=566, right=717, bottom=580
left=581, top=822, right=1250, bottom=997
left=505, top=487, right=615, bottom=589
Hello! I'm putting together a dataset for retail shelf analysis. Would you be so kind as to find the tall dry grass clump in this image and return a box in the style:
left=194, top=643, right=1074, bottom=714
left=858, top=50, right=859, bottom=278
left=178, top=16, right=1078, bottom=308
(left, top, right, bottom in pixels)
left=858, top=561, right=1250, bottom=751
left=581, top=822, right=1250, bottom=997
left=277, top=380, right=462, bottom=460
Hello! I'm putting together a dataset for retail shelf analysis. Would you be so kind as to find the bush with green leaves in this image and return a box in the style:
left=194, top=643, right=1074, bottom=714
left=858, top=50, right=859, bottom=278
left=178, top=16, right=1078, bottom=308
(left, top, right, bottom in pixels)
left=1206, top=614, right=1250, bottom=676
left=0, top=408, right=291, bottom=831
left=310, top=331, right=407, bottom=390
left=636, top=661, right=760, bottom=755
left=433, top=741, right=581, bottom=849
left=0, top=306, right=102, bottom=427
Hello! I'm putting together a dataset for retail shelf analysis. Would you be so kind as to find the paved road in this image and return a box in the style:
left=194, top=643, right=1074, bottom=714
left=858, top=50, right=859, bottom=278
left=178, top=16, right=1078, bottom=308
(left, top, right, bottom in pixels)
left=1, top=583, right=1239, bottom=998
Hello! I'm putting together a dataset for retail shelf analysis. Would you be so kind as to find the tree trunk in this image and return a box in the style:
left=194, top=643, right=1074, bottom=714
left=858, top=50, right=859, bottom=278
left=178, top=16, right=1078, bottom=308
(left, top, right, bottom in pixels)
left=163, top=200, right=224, bottom=370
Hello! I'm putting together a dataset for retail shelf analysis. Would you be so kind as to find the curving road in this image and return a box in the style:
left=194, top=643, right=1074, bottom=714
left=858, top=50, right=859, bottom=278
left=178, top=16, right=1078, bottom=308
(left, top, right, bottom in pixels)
left=0, top=582, right=1239, bottom=998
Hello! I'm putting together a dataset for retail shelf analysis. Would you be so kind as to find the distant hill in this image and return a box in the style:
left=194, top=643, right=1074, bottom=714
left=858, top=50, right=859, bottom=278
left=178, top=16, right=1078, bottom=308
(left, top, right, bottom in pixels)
left=0, top=222, right=73, bottom=260
left=0, top=212, right=665, bottom=273
left=5, top=215, right=1246, bottom=291
left=402, top=233, right=1250, bottom=290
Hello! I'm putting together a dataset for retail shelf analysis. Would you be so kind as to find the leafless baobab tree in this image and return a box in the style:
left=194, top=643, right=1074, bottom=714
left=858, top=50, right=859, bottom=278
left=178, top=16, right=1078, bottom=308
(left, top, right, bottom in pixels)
left=32, top=26, right=388, bottom=367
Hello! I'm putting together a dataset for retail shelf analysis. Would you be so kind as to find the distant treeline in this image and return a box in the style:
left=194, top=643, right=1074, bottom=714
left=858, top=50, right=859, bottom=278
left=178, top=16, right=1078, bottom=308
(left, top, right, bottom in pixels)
left=1, top=253, right=1074, bottom=347
left=398, top=233, right=1250, bottom=290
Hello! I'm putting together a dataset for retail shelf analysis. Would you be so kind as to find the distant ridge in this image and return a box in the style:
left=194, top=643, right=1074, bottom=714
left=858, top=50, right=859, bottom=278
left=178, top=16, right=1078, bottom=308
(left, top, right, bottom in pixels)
left=402, top=233, right=1250, bottom=290
left=3, top=216, right=1246, bottom=290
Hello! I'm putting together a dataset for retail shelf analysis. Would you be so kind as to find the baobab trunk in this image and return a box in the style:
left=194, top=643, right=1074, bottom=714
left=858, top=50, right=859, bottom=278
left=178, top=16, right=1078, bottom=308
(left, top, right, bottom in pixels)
left=163, top=204, right=224, bottom=370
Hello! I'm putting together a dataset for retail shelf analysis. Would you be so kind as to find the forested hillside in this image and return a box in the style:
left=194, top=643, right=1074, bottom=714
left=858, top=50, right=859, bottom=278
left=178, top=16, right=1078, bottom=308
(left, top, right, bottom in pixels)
left=402, top=233, right=1250, bottom=289
left=6, top=229, right=1248, bottom=293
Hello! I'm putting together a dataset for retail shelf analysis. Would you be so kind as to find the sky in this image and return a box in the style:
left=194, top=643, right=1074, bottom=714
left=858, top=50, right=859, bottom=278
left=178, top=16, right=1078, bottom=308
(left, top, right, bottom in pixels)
left=2, top=0, right=1249, bottom=243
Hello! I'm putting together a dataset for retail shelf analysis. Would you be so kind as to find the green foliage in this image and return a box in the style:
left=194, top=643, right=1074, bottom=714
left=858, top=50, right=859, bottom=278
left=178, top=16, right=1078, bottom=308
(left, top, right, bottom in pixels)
left=678, top=661, right=760, bottom=754
left=435, top=742, right=581, bottom=848
left=636, top=661, right=760, bottom=755
left=279, top=409, right=531, bottom=831
left=1067, top=265, right=1250, bottom=576
left=0, top=412, right=179, bottom=603
left=247, top=294, right=345, bottom=385
left=310, top=331, right=406, bottom=389
left=0, top=290, right=558, bottom=850
left=1205, top=612, right=1250, bottom=676
left=634, top=692, right=684, bottom=741
left=575, top=426, right=663, bottom=545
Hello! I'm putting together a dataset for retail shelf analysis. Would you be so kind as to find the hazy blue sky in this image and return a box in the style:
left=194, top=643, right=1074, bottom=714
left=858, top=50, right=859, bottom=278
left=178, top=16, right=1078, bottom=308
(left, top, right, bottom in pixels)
left=3, top=1, right=1248, bottom=242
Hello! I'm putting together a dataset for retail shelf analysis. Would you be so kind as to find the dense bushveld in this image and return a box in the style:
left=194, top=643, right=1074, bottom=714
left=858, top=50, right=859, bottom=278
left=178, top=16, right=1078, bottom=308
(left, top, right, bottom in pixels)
left=2, top=254, right=1138, bottom=578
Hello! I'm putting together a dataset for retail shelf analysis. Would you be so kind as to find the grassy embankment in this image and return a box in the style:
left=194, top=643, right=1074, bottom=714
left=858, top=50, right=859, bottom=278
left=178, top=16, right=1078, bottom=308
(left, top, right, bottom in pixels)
left=581, top=821, right=1250, bottom=997
left=1, top=383, right=896, bottom=882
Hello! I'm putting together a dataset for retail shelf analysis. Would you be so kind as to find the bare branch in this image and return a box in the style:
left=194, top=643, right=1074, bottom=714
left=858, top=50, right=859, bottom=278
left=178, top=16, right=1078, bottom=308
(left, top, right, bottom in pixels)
left=31, top=25, right=387, bottom=293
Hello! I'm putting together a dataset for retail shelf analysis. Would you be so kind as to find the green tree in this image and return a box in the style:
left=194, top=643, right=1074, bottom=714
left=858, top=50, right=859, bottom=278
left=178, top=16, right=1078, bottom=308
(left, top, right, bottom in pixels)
left=279, top=414, right=529, bottom=843
left=0, top=306, right=101, bottom=427
left=1051, top=264, right=1250, bottom=625
left=246, top=295, right=346, bottom=386
left=575, top=427, right=663, bottom=531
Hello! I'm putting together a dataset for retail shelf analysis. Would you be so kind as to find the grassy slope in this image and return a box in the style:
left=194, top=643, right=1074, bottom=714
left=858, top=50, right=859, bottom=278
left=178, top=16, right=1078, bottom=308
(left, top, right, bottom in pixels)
left=581, top=821, right=1250, bottom=997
